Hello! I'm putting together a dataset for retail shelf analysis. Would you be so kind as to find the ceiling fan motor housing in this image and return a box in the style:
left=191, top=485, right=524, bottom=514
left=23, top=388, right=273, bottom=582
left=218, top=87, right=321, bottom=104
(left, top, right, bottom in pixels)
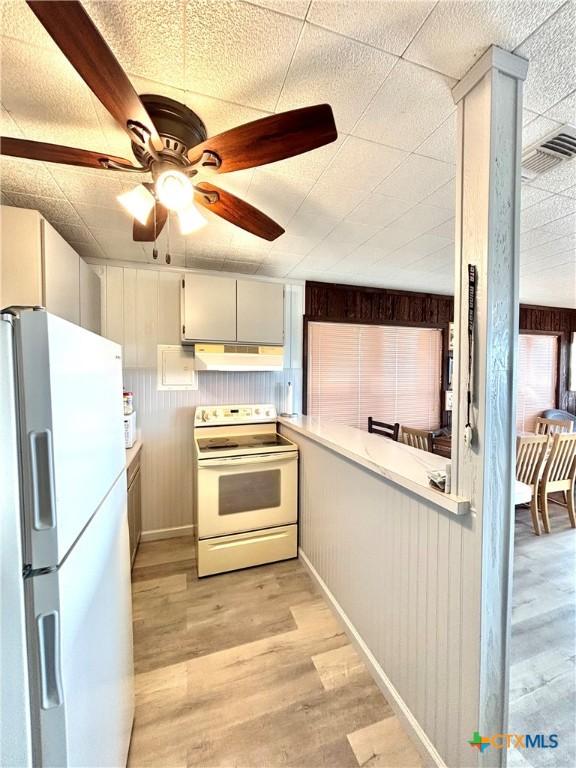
left=131, top=94, right=208, bottom=168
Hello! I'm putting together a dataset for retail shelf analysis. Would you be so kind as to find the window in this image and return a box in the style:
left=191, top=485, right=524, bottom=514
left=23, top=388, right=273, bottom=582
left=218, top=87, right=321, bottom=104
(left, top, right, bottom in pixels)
left=307, top=322, right=443, bottom=431
left=517, top=334, right=558, bottom=433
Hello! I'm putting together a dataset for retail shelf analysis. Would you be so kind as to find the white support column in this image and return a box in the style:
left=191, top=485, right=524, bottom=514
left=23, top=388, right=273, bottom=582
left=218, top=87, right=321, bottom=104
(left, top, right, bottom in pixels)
left=452, top=46, right=528, bottom=765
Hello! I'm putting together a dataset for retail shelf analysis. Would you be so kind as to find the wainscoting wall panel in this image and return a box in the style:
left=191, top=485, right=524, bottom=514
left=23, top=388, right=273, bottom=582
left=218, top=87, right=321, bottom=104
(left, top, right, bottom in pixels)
left=95, top=263, right=303, bottom=536
left=282, top=425, right=480, bottom=768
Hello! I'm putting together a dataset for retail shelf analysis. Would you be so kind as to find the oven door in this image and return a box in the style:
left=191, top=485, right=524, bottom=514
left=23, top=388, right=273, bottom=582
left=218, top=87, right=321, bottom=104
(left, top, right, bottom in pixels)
left=196, top=451, right=298, bottom=538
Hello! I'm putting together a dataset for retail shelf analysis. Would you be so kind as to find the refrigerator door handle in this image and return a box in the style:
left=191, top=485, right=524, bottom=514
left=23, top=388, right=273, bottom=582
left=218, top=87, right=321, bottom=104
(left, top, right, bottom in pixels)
left=29, top=430, right=56, bottom=530
left=36, top=611, right=63, bottom=709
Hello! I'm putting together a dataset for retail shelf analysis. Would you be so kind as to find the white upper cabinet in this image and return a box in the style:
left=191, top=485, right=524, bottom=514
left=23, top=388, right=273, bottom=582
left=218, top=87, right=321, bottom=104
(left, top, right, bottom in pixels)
left=237, top=280, right=284, bottom=345
left=0, top=205, right=92, bottom=330
left=79, top=259, right=101, bottom=334
left=182, top=274, right=284, bottom=345
left=42, top=220, right=80, bottom=324
left=182, top=274, right=237, bottom=343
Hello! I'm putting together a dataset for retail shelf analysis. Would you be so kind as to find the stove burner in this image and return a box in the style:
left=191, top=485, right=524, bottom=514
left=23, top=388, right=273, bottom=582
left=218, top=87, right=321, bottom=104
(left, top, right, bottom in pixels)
left=205, top=438, right=240, bottom=449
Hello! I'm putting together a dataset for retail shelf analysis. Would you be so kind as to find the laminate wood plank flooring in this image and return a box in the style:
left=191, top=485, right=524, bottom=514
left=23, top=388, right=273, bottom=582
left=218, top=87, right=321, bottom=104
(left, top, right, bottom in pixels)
left=509, top=501, right=576, bottom=768
left=129, top=538, right=422, bottom=768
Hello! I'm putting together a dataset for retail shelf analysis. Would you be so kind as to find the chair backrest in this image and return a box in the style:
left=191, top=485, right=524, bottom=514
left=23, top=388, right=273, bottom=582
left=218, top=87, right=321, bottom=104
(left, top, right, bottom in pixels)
left=516, top=434, right=549, bottom=486
left=535, top=416, right=573, bottom=436
left=542, top=432, right=576, bottom=484
left=401, top=426, right=433, bottom=452
left=368, top=417, right=399, bottom=441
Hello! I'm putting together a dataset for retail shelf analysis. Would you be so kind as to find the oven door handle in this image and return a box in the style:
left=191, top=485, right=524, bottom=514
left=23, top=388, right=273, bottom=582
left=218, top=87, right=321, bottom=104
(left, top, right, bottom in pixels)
left=198, top=452, right=298, bottom=469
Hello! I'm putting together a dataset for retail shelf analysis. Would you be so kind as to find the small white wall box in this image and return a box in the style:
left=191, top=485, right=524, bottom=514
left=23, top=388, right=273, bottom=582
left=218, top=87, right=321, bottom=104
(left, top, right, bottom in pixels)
left=445, top=390, right=453, bottom=411
left=124, top=411, right=136, bottom=448
left=157, top=345, right=198, bottom=391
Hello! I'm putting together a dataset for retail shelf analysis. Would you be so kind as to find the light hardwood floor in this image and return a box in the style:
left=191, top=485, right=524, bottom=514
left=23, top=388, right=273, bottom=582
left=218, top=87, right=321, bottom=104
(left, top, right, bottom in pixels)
left=128, top=539, right=422, bottom=768
left=509, top=499, right=576, bottom=768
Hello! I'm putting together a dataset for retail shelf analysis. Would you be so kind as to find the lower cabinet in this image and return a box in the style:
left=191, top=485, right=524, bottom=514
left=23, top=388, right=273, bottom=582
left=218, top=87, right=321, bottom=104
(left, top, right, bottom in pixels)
left=127, top=451, right=142, bottom=567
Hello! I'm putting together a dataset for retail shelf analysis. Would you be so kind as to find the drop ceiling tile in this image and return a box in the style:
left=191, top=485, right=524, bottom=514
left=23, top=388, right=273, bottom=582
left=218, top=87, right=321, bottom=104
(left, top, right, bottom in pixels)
left=307, top=0, right=436, bottom=56
left=364, top=224, right=418, bottom=254
left=544, top=89, right=576, bottom=124
left=76, top=203, right=133, bottom=233
left=0, top=156, right=63, bottom=197
left=68, top=239, right=107, bottom=261
left=516, top=1, right=576, bottom=114
left=384, top=202, right=453, bottom=237
left=270, top=233, right=318, bottom=255
left=275, top=23, right=398, bottom=133
left=248, top=1, right=310, bottom=19
left=521, top=195, right=576, bottom=231
left=540, top=212, right=576, bottom=237
left=262, top=132, right=346, bottom=183
left=316, top=135, right=408, bottom=192
left=1, top=37, right=110, bottom=151
left=521, top=185, right=554, bottom=209
left=522, top=234, right=576, bottom=264
left=353, top=59, right=456, bottom=151
left=346, top=194, right=414, bottom=227
left=184, top=92, right=271, bottom=138
left=51, top=222, right=96, bottom=244
left=529, top=160, right=576, bottom=196
left=375, top=154, right=455, bottom=203
left=297, top=179, right=369, bottom=219
left=50, top=168, right=125, bottom=208
left=404, top=1, right=565, bottom=79
left=561, top=186, right=576, bottom=200
left=256, top=263, right=292, bottom=277
left=520, top=227, right=565, bottom=251
left=1, top=191, right=13, bottom=205
left=0, top=103, right=22, bottom=136
left=523, top=109, right=540, bottom=126
left=422, top=179, right=455, bottom=211
left=245, top=170, right=313, bottom=222
left=522, top=115, right=563, bottom=149
left=287, top=209, right=340, bottom=238
left=0, top=0, right=58, bottom=49
left=335, top=245, right=386, bottom=274
left=228, top=229, right=274, bottom=255
left=84, top=1, right=185, bottom=88
left=7, top=192, right=81, bottom=224
left=414, top=115, right=457, bottom=164
left=428, top=218, right=455, bottom=240
left=184, top=1, right=303, bottom=111
left=323, top=219, right=382, bottom=246
left=186, top=255, right=224, bottom=270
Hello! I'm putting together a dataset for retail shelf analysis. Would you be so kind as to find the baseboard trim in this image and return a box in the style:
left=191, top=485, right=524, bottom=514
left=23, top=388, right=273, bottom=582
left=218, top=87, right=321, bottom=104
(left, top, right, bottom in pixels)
left=298, top=547, right=446, bottom=768
left=140, top=525, right=195, bottom=542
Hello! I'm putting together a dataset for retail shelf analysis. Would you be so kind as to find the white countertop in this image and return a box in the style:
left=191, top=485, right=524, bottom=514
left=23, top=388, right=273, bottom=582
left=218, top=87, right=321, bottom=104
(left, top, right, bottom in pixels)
left=278, top=416, right=470, bottom=516
left=125, top=439, right=142, bottom=470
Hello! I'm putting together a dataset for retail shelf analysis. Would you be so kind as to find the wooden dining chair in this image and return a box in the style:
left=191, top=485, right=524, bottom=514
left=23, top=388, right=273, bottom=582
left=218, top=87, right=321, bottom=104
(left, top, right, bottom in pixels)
left=401, top=426, right=433, bottom=452
left=368, top=417, right=399, bottom=441
left=515, top=434, right=549, bottom=535
left=535, top=416, right=574, bottom=436
left=538, top=432, right=576, bottom=533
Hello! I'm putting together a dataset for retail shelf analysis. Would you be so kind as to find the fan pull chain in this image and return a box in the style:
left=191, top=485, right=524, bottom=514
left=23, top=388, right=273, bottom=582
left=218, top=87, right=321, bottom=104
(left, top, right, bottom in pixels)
left=166, top=213, right=171, bottom=265
left=152, top=203, right=158, bottom=260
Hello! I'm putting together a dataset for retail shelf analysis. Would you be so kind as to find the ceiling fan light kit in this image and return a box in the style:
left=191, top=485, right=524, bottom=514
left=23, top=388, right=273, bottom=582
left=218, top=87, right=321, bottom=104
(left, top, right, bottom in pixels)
left=1, top=1, right=338, bottom=244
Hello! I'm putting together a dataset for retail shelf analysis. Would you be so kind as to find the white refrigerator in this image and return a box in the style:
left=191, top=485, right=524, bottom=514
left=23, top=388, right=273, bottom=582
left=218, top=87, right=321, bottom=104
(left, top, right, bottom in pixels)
left=1, top=309, right=134, bottom=768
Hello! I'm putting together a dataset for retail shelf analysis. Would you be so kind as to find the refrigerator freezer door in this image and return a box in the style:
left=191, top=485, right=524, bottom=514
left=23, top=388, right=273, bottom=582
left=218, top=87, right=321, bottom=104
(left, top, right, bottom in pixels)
left=0, top=316, right=33, bottom=768
left=17, top=311, right=125, bottom=569
left=27, top=473, right=134, bottom=767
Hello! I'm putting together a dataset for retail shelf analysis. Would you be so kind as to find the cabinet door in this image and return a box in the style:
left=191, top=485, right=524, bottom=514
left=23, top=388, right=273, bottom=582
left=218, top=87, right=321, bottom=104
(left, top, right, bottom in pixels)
left=237, top=280, right=284, bottom=345
left=127, top=468, right=141, bottom=566
left=79, top=259, right=101, bottom=334
left=42, top=220, right=80, bottom=324
left=182, top=274, right=236, bottom=342
left=0, top=206, right=43, bottom=309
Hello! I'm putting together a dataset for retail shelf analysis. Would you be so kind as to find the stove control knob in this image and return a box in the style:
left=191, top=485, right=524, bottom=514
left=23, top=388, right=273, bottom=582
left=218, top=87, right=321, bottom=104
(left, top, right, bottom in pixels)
left=265, top=408, right=273, bottom=417
left=212, top=409, right=219, bottom=418
left=255, top=407, right=261, bottom=415
left=201, top=409, right=209, bottom=422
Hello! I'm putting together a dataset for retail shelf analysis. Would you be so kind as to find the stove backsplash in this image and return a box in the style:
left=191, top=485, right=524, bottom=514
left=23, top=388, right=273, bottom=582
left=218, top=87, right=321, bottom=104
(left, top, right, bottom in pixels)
left=123, top=367, right=302, bottom=538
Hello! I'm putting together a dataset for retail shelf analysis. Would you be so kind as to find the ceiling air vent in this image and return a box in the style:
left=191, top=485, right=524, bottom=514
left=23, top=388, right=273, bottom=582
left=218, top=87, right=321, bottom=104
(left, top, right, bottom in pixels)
left=521, top=124, right=576, bottom=182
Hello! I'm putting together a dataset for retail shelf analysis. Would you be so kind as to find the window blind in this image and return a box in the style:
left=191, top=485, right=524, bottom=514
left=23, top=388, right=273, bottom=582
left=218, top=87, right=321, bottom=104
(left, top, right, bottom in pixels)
left=516, top=334, right=558, bottom=433
left=307, top=322, right=443, bottom=431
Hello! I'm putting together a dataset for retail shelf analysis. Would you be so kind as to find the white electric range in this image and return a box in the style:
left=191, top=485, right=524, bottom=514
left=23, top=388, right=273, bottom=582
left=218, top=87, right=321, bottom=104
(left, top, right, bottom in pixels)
left=193, top=404, right=298, bottom=577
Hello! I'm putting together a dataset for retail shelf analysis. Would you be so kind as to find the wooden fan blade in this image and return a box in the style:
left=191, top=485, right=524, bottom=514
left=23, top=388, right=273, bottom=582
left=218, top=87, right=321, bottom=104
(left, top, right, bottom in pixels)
left=188, top=104, right=337, bottom=173
left=194, top=182, right=284, bottom=241
left=133, top=203, right=167, bottom=242
left=27, top=1, right=163, bottom=151
left=1, top=136, right=140, bottom=170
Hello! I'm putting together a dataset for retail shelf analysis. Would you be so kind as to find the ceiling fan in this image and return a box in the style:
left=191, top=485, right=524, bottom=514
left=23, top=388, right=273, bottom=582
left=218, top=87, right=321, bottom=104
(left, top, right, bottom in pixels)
left=0, top=1, right=338, bottom=244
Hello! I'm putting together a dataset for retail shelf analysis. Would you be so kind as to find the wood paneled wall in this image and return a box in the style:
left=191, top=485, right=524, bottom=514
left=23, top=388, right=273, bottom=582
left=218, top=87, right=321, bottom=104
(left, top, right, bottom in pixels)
left=304, top=281, right=576, bottom=416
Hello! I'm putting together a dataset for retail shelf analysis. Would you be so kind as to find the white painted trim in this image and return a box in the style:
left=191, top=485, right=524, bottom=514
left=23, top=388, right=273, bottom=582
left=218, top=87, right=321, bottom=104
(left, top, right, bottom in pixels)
left=140, top=524, right=195, bottom=542
left=298, top=548, right=447, bottom=768
left=452, top=45, right=528, bottom=104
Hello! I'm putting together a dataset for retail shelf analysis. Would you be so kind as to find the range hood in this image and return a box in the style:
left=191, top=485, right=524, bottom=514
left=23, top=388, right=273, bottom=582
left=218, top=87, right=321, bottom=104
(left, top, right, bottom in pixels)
left=194, top=344, right=284, bottom=372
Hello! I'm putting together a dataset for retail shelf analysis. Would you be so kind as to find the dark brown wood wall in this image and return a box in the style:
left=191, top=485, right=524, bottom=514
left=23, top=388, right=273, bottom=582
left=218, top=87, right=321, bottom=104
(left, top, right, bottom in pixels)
left=304, top=281, right=576, bottom=418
